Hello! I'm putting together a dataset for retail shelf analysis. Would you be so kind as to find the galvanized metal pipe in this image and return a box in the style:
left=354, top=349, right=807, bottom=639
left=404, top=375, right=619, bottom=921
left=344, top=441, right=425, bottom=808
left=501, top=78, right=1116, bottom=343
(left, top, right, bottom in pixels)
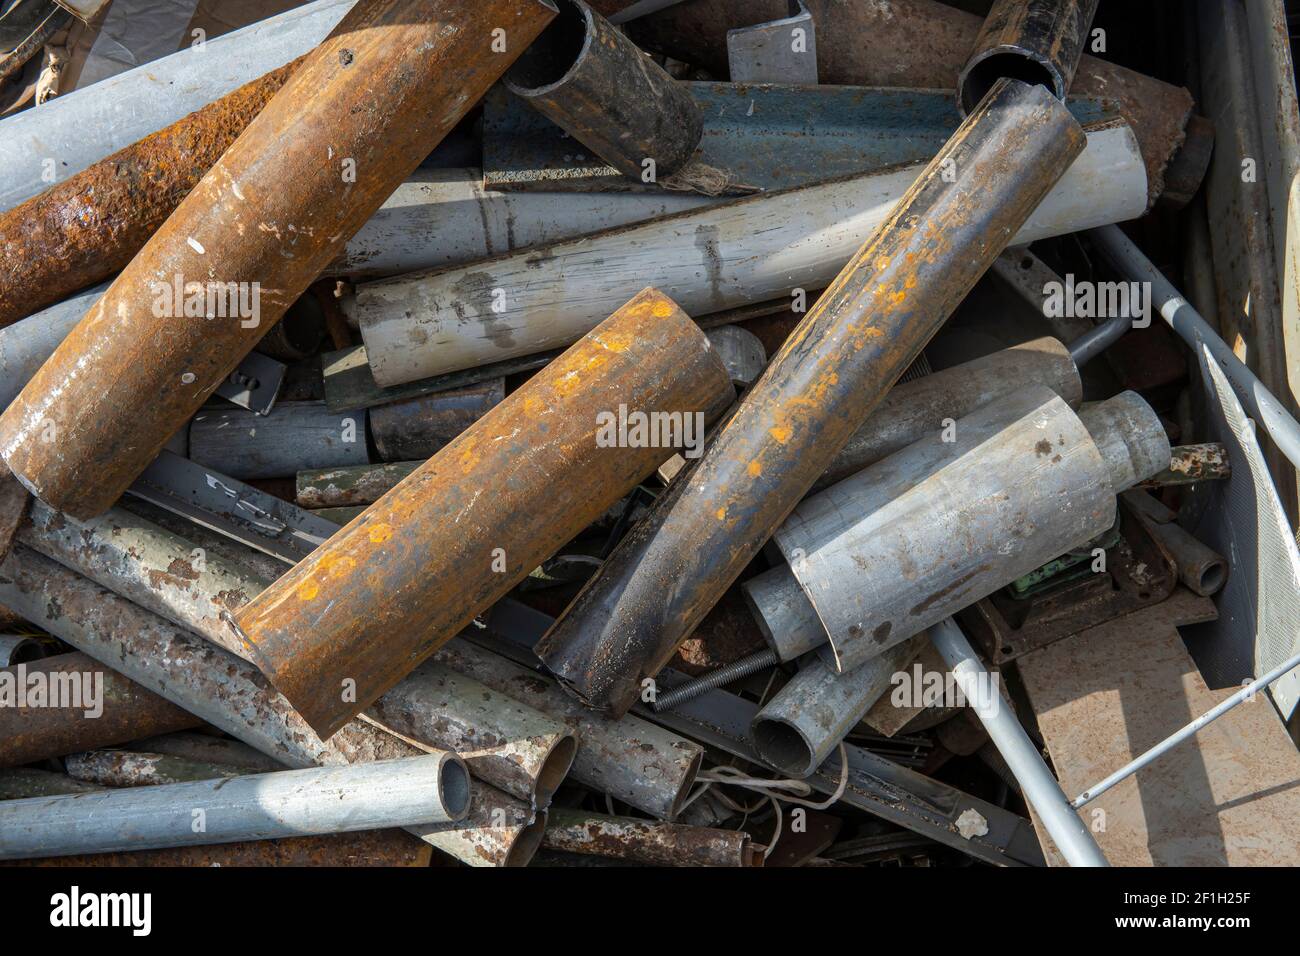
left=0, top=284, right=103, bottom=410
left=1090, top=223, right=1300, bottom=472
left=542, top=807, right=761, bottom=866
left=190, top=401, right=371, bottom=481
left=534, top=78, right=1089, bottom=718
left=0, top=58, right=301, bottom=329
left=0, top=651, right=201, bottom=768
left=0, top=0, right=559, bottom=519
left=769, top=389, right=1167, bottom=674
left=365, top=659, right=578, bottom=807
left=357, top=120, right=1144, bottom=385
left=232, top=289, right=733, bottom=739
left=0, top=0, right=355, bottom=213
left=125, top=732, right=282, bottom=774
left=929, top=617, right=1108, bottom=867
left=750, top=638, right=923, bottom=778
left=434, top=639, right=703, bottom=821
left=505, top=0, right=703, bottom=182
left=0, top=768, right=104, bottom=800
left=742, top=564, right=828, bottom=662
left=958, top=0, right=1100, bottom=115
left=410, top=781, right=549, bottom=868
left=0, top=754, right=470, bottom=860
left=65, top=751, right=246, bottom=788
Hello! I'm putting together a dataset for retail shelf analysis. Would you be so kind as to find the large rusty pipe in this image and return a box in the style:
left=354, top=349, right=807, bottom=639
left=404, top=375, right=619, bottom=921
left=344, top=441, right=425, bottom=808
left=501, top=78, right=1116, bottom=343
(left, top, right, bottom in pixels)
left=957, top=0, right=1100, bottom=115
left=504, top=0, right=703, bottom=182
left=628, top=0, right=1196, bottom=205
left=0, top=58, right=302, bottom=330
left=542, top=807, right=762, bottom=866
left=0, top=652, right=201, bottom=768
left=534, top=78, right=1087, bottom=718
left=231, top=289, right=734, bottom=739
left=0, top=0, right=559, bottom=519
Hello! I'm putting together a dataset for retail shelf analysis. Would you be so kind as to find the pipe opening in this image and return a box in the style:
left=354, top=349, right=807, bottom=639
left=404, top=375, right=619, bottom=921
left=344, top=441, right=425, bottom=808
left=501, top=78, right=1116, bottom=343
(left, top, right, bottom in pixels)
left=439, top=759, right=471, bottom=819
left=960, top=53, right=1058, bottom=115
left=1194, top=561, right=1227, bottom=596
left=507, top=0, right=589, bottom=92
left=534, top=734, right=578, bottom=808
left=668, top=748, right=704, bottom=819
left=504, top=812, right=548, bottom=867
left=752, top=718, right=814, bottom=778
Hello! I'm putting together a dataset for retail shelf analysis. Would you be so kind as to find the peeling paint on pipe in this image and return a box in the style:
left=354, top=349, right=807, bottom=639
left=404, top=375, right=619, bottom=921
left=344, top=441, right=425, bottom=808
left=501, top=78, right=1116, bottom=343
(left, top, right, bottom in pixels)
left=64, top=750, right=247, bottom=787
left=534, top=79, right=1089, bottom=718
left=296, top=461, right=422, bottom=509
left=0, top=0, right=558, bottom=519
left=232, top=289, right=734, bottom=739
left=357, top=121, right=1144, bottom=386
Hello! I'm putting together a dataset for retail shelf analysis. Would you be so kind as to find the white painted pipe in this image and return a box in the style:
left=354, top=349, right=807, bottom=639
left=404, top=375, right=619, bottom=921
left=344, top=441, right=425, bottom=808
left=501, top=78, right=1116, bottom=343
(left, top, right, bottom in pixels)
left=0, top=754, right=470, bottom=860
left=357, top=120, right=1147, bottom=386
left=0, top=283, right=105, bottom=409
left=0, top=0, right=355, bottom=213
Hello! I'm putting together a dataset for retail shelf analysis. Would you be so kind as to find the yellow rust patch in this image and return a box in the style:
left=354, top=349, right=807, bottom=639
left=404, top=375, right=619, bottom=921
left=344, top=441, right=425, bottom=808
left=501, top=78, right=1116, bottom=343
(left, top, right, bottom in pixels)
left=715, top=507, right=727, bottom=520
left=747, top=460, right=762, bottom=477
left=368, top=523, right=393, bottom=544
left=651, top=299, right=674, bottom=318
left=296, top=581, right=320, bottom=601
left=769, top=425, right=792, bottom=444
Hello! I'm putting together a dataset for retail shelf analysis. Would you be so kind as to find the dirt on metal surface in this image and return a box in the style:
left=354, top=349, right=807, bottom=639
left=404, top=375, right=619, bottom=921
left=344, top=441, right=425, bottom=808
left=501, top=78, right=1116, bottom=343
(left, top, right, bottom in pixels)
left=542, top=807, right=761, bottom=866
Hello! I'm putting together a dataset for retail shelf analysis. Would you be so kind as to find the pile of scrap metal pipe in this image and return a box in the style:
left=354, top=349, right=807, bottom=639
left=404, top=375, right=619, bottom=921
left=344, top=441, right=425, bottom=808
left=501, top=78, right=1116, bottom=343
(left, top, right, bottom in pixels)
left=0, top=0, right=1261, bottom=871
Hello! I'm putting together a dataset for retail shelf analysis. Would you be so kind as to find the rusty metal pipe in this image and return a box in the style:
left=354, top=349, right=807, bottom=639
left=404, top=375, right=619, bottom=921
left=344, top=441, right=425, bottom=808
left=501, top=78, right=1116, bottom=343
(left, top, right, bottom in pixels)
left=64, top=751, right=246, bottom=788
left=0, top=754, right=470, bottom=860
left=0, top=58, right=301, bottom=330
left=231, top=288, right=733, bottom=739
left=0, top=652, right=200, bottom=768
left=0, top=0, right=559, bottom=519
left=505, top=0, right=703, bottom=182
left=368, top=380, right=504, bottom=462
left=534, top=78, right=1087, bottom=718
left=958, top=0, right=1100, bottom=115
left=297, top=461, right=422, bottom=509
left=542, top=807, right=762, bottom=866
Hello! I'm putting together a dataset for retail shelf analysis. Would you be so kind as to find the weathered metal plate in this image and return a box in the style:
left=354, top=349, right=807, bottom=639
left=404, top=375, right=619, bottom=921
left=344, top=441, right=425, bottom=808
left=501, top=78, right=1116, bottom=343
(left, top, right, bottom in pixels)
left=483, top=82, right=1108, bottom=192
left=213, top=351, right=286, bottom=417
left=726, top=0, right=817, bottom=85
left=1019, top=590, right=1300, bottom=866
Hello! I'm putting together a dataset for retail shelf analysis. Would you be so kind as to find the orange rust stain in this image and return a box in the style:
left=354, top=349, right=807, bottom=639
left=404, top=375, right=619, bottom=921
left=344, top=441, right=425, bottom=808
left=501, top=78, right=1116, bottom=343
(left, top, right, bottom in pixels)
left=715, top=507, right=727, bottom=520
left=368, top=523, right=393, bottom=544
left=296, top=581, right=320, bottom=601
left=747, top=460, right=762, bottom=477
left=769, top=425, right=792, bottom=444
left=651, top=300, right=674, bottom=318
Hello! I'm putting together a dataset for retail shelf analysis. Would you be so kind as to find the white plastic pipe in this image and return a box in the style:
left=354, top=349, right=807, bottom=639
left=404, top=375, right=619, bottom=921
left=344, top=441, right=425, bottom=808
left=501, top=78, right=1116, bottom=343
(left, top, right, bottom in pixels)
left=357, top=121, right=1147, bottom=386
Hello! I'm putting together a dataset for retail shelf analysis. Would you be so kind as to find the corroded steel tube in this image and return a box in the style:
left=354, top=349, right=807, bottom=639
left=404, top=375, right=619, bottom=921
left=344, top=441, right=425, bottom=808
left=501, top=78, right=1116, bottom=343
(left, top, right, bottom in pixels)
left=0, top=0, right=558, bottom=519
left=0, top=58, right=301, bottom=329
left=0, top=754, right=470, bottom=860
left=232, top=289, right=733, bottom=739
left=534, top=78, right=1086, bottom=718
left=365, top=659, right=578, bottom=807
left=434, top=639, right=702, bottom=820
left=411, top=780, right=549, bottom=867
left=297, top=461, right=422, bottom=509
left=542, top=807, right=762, bottom=866
left=368, top=379, right=504, bottom=462
left=957, top=0, right=1100, bottom=115
left=0, top=652, right=201, bottom=768
left=64, top=751, right=246, bottom=788
left=505, top=0, right=703, bottom=181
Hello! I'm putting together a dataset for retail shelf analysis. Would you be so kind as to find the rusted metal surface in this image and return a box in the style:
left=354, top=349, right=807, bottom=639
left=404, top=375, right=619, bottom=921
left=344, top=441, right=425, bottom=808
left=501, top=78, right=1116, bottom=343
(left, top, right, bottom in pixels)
left=19, top=501, right=267, bottom=662
left=368, top=379, right=505, bottom=462
left=6, top=829, right=432, bottom=867
left=0, top=467, right=28, bottom=565
left=535, top=79, right=1086, bottom=718
left=125, top=731, right=283, bottom=773
left=506, top=0, right=703, bottom=182
left=366, top=658, right=578, bottom=807
left=1122, top=490, right=1228, bottom=598
left=296, top=460, right=422, bottom=509
left=1139, top=442, right=1231, bottom=487
left=0, top=57, right=302, bottom=330
left=64, top=750, right=246, bottom=787
left=629, top=0, right=1196, bottom=205
left=542, top=807, right=761, bottom=866
left=816, top=336, right=1081, bottom=492
left=232, top=289, right=733, bottom=739
left=0, top=0, right=558, bottom=519
left=435, top=638, right=703, bottom=820
left=0, top=651, right=200, bottom=768
left=412, top=781, right=548, bottom=867
left=958, top=0, right=1100, bottom=114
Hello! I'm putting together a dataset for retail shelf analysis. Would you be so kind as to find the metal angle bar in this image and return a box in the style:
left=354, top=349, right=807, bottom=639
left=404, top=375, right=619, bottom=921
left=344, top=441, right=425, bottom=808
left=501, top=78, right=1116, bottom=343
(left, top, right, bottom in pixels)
left=727, top=0, right=817, bottom=86
left=1071, top=645, right=1300, bottom=809
left=213, top=351, right=287, bottom=417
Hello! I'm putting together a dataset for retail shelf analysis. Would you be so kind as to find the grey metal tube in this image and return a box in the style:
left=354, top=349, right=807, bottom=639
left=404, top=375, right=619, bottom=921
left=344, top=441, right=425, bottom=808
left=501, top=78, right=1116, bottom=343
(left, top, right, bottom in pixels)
left=929, top=617, right=1108, bottom=867
left=751, top=637, right=922, bottom=777
left=190, top=402, right=370, bottom=480
left=0, top=754, right=470, bottom=860
left=64, top=751, right=247, bottom=788
left=1076, top=393, right=1173, bottom=493
left=1090, top=223, right=1300, bottom=470
left=704, top=325, right=768, bottom=389
left=742, top=564, right=828, bottom=662
left=365, top=659, right=578, bottom=808
left=773, top=387, right=1168, bottom=673
left=1067, top=314, right=1132, bottom=365
left=0, top=284, right=105, bottom=409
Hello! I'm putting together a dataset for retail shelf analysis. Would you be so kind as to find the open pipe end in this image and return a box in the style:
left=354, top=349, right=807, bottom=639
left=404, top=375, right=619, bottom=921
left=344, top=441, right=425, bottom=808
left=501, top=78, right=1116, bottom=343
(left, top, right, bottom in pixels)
left=751, top=717, right=815, bottom=779
left=505, top=0, right=592, bottom=96
left=533, top=733, right=579, bottom=809
left=667, top=748, right=704, bottom=821
left=438, top=755, right=472, bottom=822
left=958, top=49, right=1063, bottom=117
left=503, top=809, right=548, bottom=867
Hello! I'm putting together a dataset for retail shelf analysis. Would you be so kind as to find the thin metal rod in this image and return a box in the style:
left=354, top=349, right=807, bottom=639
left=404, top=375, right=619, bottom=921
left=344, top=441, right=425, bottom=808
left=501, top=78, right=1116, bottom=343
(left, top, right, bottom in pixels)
left=1067, top=313, right=1131, bottom=365
left=652, top=649, right=778, bottom=712
left=1089, top=223, right=1300, bottom=470
left=607, top=0, right=689, bottom=25
left=1072, top=646, right=1300, bottom=809
left=929, top=617, right=1109, bottom=867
